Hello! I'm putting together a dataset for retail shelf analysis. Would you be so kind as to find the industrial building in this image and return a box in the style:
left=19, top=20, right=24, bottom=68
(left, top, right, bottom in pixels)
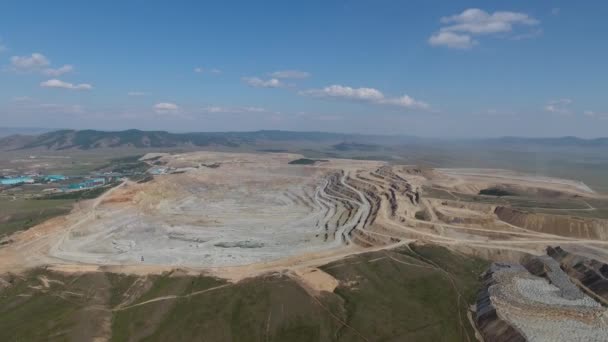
left=0, top=176, right=35, bottom=185
left=44, top=175, right=67, bottom=182
left=66, top=178, right=106, bottom=190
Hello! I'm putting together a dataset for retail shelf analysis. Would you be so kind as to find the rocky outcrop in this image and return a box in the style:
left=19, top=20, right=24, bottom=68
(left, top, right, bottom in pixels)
left=475, top=264, right=527, bottom=342
left=547, top=246, right=608, bottom=302
left=522, top=255, right=586, bottom=300
left=494, top=206, right=608, bottom=240
left=475, top=259, right=608, bottom=341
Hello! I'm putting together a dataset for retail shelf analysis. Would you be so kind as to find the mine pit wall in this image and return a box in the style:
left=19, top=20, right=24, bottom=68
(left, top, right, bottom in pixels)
left=434, top=208, right=494, bottom=226
left=494, top=206, right=608, bottom=240
left=341, top=168, right=410, bottom=247
left=346, top=177, right=381, bottom=224
left=435, top=199, right=495, bottom=213
left=475, top=268, right=527, bottom=342
left=547, top=246, right=608, bottom=303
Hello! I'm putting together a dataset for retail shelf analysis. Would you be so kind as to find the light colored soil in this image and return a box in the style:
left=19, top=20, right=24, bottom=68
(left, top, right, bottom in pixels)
left=0, top=151, right=606, bottom=283
left=435, top=168, right=598, bottom=196
left=290, top=267, right=339, bottom=294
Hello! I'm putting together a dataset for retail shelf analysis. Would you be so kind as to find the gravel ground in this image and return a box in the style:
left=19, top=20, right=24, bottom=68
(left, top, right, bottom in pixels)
left=537, top=255, right=585, bottom=300
left=514, top=278, right=600, bottom=307
left=487, top=262, right=608, bottom=341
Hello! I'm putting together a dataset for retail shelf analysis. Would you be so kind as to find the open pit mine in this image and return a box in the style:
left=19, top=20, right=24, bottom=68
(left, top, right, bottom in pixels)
left=1, top=151, right=608, bottom=341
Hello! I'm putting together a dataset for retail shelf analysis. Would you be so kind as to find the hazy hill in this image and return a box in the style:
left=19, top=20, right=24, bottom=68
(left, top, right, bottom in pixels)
left=1, top=129, right=607, bottom=151
left=481, top=136, right=608, bottom=147
left=0, top=129, right=368, bottom=151
left=0, top=127, right=55, bottom=138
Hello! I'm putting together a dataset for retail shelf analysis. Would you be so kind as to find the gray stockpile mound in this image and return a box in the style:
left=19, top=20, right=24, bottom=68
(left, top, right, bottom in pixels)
left=475, top=263, right=526, bottom=342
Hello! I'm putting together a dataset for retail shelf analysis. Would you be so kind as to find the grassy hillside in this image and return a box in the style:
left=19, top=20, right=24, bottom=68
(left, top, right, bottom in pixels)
left=0, top=198, right=75, bottom=239
left=0, top=245, right=488, bottom=341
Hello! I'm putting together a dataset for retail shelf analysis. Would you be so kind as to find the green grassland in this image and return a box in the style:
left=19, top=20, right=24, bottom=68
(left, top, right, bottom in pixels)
left=0, top=198, right=75, bottom=238
left=0, top=245, right=488, bottom=342
left=0, top=181, right=122, bottom=239
left=0, top=151, right=144, bottom=240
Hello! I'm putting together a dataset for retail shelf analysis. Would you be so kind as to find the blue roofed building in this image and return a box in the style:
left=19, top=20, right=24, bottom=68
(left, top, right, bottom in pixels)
left=65, top=178, right=106, bottom=191
left=44, top=174, right=67, bottom=182
left=0, top=177, right=35, bottom=185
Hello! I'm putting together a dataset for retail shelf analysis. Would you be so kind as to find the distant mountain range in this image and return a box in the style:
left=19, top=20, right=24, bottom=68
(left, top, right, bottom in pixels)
left=0, top=129, right=607, bottom=151
left=0, top=129, right=378, bottom=151
left=0, top=127, right=56, bottom=138
left=481, top=136, right=608, bottom=147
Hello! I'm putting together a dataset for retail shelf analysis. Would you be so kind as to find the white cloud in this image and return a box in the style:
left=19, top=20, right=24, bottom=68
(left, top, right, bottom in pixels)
left=128, top=91, right=147, bottom=96
left=40, top=79, right=92, bottom=90
left=301, top=85, right=429, bottom=110
left=194, top=67, right=204, bottom=73
left=210, top=68, right=222, bottom=74
left=429, top=8, right=539, bottom=48
left=270, top=70, right=310, bottom=79
left=201, top=106, right=232, bottom=113
left=242, top=77, right=285, bottom=88
left=551, top=8, right=560, bottom=16
left=544, top=98, right=572, bottom=114
left=584, top=110, right=608, bottom=120
left=11, top=53, right=50, bottom=71
left=42, top=64, right=73, bottom=76
left=10, top=53, right=77, bottom=76
left=201, top=106, right=268, bottom=114
left=303, top=85, right=384, bottom=101
left=440, top=9, right=538, bottom=34
left=428, top=32, right=476, bottom=49
left=154, top=102, right=179, bottom=114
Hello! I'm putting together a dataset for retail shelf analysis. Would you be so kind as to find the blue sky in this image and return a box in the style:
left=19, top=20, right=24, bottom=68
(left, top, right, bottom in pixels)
left=1, top=1, right=607, bottom=137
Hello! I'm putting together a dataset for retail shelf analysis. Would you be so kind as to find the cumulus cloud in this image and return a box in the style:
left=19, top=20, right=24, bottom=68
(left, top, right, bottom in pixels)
left=428, top=32, right=477, bottom=49
left=10, top=53, right=75, bottom=76
left=301, top=85, right=429, bottom=110
left=242, top=77, right=285, bottom=88
left=270, top=70, right=310, bottom=79
left=210, top=68, right=222, bottom=74
left=544, top=98, right=572, bottom=114
left=40, top=79, right=92, bottom=90
left=201, top=106, right=268, bottom=114
left=440, top=9, right=538, bottom=34
left=194, top=67, right=203, bottom=73
left=42, top=64, right=74, bottom=76
left=11, top=53, right=50, bottom=70
left=429, top=8, right=539, bottom=49
left=153, top=102, right=179, bottom=114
